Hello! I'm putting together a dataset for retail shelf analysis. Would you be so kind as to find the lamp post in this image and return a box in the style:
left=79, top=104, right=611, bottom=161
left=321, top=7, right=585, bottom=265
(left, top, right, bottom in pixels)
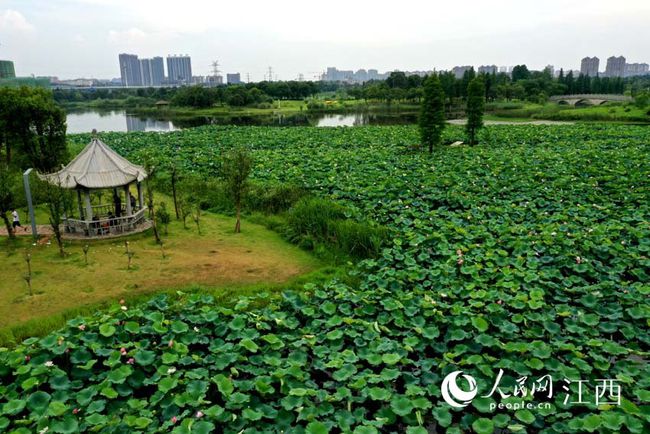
left=22, top=168, right=38, bottom=242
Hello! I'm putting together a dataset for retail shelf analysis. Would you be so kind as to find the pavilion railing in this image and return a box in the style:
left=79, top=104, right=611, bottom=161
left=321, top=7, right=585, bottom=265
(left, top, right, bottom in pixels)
left=64, top=207, right=148, bottom=237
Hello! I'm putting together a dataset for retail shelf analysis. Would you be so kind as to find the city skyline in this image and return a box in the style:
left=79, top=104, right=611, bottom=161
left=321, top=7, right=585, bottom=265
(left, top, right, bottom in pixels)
left=1, top=0, right=649, bottom=81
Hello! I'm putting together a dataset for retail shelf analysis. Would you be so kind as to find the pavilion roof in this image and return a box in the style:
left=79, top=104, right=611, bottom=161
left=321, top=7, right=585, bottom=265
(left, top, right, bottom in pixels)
left=40, top=137, right=147, bottom=189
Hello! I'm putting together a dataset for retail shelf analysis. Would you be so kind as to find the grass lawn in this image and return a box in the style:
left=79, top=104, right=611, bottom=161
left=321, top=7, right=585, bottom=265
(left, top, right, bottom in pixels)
left=0, top=210, right=326, bottom=344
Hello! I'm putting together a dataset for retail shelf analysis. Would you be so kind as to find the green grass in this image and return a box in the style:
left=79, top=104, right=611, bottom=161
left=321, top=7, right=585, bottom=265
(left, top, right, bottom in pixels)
left=0, top=209, right=326, bottom=345
left=487, top=101, right=650, bottom=123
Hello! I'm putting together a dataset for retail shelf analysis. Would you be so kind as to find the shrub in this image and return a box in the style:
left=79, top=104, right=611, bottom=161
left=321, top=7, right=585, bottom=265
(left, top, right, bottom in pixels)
left=286, top=198, right=386, bottom=258
left=244, top=183, right=308, bottom=214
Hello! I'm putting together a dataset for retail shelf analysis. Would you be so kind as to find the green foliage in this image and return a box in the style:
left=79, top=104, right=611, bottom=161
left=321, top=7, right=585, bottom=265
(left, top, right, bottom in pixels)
left=0, top=164, right=19, bottom=237
left=634, top=91, right=649, bottom=109
left=32, top=124, right=650, bottom=432
left=466, top=77, right=486, bottom=145
left=285, top=198, right=387, bottom=259
left=156, top=201, right=171, bottom=235
left=418, top=74, right=446, bottom=152
left=0, top=86, right=67, bottom=171
left=221, top=147, right=253, bottom=233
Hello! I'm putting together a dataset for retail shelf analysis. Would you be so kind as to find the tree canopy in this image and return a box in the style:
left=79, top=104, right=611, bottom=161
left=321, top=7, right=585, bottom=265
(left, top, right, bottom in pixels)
left=419, top=74, right=446, bottom=153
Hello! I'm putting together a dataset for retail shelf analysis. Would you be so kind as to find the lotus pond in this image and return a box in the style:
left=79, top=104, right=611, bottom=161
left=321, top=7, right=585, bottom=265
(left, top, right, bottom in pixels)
left=1, top=124, right=649, bottom=433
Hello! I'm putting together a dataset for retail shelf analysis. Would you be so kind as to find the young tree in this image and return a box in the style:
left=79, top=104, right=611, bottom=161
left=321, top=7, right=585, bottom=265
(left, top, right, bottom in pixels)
left=156, top=202, right=171, bottom=235
left=0, top=164, right=17, bottom=238
left=419, top=74, right=446, bottom=153
left=221, top=147, right=253, bottom=233
left=41, top=177, right=72, bottom=257
left=466, top=77, right=486, bottom=146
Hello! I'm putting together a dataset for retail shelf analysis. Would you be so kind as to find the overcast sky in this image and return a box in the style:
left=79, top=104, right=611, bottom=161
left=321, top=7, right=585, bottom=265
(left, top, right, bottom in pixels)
left=1, top=0, right=649, bottom=80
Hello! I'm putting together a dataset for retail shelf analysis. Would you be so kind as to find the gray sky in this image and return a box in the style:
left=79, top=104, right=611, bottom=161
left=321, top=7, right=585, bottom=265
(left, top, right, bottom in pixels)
left=1, top=0, right=649, bottom=80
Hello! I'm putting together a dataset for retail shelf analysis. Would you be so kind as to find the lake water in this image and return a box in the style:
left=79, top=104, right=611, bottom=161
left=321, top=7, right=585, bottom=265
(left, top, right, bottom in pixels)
left=65, top=110, right=418, bottom=133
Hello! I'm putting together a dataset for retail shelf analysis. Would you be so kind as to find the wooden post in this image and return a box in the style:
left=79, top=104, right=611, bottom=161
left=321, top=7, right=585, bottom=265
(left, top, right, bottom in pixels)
left=84, top=189, right=93, bottom=222
left=124, top=184, right=133, bottom=216
left=137, top=182, right=144, bottom=209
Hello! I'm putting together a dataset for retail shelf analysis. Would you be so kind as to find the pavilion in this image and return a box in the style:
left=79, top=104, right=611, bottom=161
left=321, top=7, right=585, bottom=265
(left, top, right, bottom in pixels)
left=39, top=133, right=149, bottom=238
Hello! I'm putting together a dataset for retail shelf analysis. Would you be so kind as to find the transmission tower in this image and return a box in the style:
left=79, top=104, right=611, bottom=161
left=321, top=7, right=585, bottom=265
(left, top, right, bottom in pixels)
left=246, top=73, right=251, bottom=83
left=211, top=60, right=221, bottom=77
left=267, top=66, right=273, bottom=82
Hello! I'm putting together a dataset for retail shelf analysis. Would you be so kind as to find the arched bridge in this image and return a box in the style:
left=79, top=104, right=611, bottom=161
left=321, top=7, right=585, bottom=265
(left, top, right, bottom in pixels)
left=550, top=94, right=632, bottom=107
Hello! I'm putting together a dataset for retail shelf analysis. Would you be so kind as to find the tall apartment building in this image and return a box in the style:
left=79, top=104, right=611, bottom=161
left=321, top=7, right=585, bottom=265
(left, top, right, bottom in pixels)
left=0, top=60, right=16, bottom=79
left=226, top=73, right=241, bottom=84
left=137, top=57, right=165, bottom=86
left=580, top=57, right=600, bottom=77
left=605, top=56, right=626, bottom=77
left=452, top=65, right=473, bottom=79
left=625, top=63, right=649, bottom=77
left=478, top=65, right=497, bottom=74
left=119, top=53, right=142, bottom=87
left=139, top=58, right=152, bottom=86
left=166, top=55, right=192, bottom=84
left=150, top=57, right=165, bottom=86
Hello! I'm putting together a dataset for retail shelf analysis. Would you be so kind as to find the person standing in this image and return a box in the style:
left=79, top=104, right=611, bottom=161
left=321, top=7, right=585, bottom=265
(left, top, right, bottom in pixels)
left=11, top=209, right=23, bottom=233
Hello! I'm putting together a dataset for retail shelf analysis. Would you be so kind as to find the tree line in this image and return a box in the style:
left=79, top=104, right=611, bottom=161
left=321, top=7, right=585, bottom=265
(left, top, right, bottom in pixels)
left=53, top=81, right=321, bottom=108
left=51, top=68, right=647, bottom=110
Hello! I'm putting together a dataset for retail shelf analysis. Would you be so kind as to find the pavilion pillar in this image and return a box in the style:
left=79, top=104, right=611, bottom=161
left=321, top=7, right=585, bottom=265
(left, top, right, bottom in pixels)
left=124, top=184, right=133, bottom=216
left=77, top=189, right=84, bottom=219
left=84, top=189, right=93, bottom=221
left=137, top=182, right=144, bottom=209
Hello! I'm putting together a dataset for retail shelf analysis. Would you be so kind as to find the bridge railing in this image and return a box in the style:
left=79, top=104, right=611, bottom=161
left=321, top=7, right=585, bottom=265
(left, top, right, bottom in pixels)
left=549, top=94, right=632, bottom=102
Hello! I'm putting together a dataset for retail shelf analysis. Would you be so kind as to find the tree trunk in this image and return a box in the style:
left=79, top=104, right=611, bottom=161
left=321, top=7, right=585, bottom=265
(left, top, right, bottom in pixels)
left=235, top=202, right=241, bottom=233
left=1, top=212, right=14, bottom=239
left=150, top=207, right=161, bottom=244
left=51, top=222, right=64, bottom=257
left=171, top=168, right=179, bottom=219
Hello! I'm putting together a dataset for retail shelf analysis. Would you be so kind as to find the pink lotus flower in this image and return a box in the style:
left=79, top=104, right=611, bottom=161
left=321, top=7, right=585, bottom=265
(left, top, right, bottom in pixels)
left=126, top=358, right=135, bottom=364
left=72, top=408, right=79, bottom=415
left=120, top=348, right=127, bottom=356
left=25, top=355, right=31, bottom=362
left=119, top=299, right=125, bottom=305
left=78, top=324, right=86, bottom=331
left=168, top=340, right=174, bottom=348
left=497, top=300, right=503, bottom=305
left=171, top=416, right=178, bottom=424
left=196, top=411, right=204, bottom=418
left=457, top=258, right=464, bottom=265
left=575, top=256, right=582, bottom=264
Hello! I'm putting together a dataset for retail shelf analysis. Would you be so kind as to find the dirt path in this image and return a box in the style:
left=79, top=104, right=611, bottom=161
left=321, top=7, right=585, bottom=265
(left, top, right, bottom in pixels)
left=448, top=119, right=574, bottom=125
left=0, top=225, right=53, bottom=237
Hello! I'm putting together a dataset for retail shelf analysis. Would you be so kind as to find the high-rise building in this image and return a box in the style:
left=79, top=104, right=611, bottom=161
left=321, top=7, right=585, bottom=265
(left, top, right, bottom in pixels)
left=151, top=57, right=165, bottom=86
left=478, top=65, right=497, bottom=74
left=452, top=66, right=473, bottom=79
left=0, top=60, right=16, bottom=79
left=580, top=57, right=599, bottom=77
left=226, top=73, right=241, bottom=84
left=166, top=55, right=192, bottom=84
left=605, top=56, right=626, bottom=78
left=119, top=54, right=142, bottom=87
left=140, top=58, right=153, bottom=86
left=624, top=63, right=649, bottom=77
